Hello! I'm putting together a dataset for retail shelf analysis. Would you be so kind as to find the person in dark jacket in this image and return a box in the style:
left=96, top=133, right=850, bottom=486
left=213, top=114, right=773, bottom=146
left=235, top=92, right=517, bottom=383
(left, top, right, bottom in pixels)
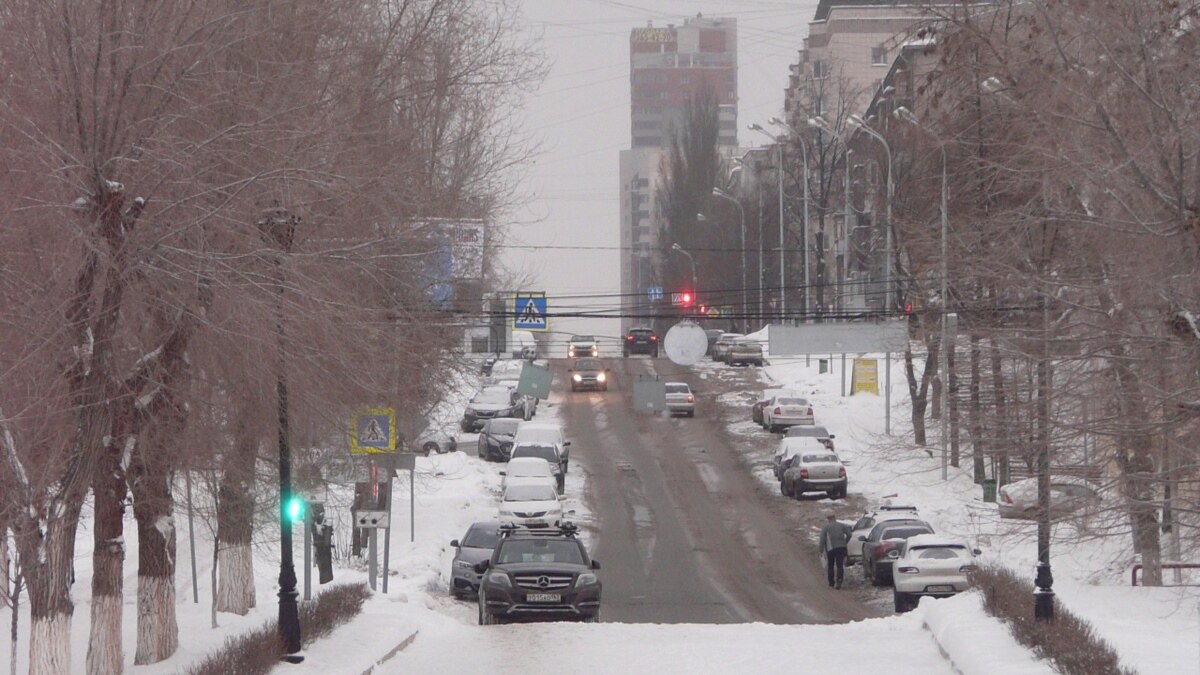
left=819, top=513, right=853, bottom=589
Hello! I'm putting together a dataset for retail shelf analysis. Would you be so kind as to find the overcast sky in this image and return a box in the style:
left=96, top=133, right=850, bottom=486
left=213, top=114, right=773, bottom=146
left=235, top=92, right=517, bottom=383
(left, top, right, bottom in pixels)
left=505, top=0, right=820, bottom=344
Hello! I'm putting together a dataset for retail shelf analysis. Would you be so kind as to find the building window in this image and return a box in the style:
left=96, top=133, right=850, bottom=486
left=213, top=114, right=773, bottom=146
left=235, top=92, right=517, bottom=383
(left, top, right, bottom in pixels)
left=871, top=46, right=888, bottom=66
left=812, top=60, right=828, bottom=79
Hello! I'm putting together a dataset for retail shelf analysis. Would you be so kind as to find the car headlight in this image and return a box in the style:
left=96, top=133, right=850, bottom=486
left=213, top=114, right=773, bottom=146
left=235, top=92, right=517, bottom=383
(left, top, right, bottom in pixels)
left=596, top=372, right=606, bottom=382
left=575, top=573, right=598, bottom=588
left=572, top=373, right=582, bottom=382
left=486, top=571, right=512, bottom=588
left=454, top=560, right=474, bottom=570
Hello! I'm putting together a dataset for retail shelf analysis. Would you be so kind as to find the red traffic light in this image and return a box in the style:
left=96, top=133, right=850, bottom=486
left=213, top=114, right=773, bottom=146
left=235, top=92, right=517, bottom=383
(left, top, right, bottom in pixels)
left=681, top=292, right=693, bottom=307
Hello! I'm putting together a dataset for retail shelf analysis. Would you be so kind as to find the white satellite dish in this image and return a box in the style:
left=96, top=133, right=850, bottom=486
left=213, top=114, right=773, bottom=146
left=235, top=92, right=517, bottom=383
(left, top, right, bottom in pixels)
left=664, top=322, right=709, bottom=366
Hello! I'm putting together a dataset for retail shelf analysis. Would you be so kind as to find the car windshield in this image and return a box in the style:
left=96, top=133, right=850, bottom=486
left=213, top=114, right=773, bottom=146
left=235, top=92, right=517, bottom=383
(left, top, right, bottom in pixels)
left=665, top=384, right=690, bottom=393
left=631, top=329, right=652, bottom=336
left=487, top=419, right=521, bottom=436
left=512, top=445, right=558, bottom=464
left=913, top=546, right=966, bottom=560
left=508, top=460, right=551, bottom=477
left=462, top=527, right=501, bottom=548
left=574, top=358, right=601, bottom=370
left=777, top=398, right=807, bottom=406
left=473, top=391, right=510, bottom=405
left=496, top=539, right=585, bottom=565
left=802, top=454, right=839, bottom=463
left=787, top=426, right=830, bottom=438
left=503, top=484, right=557, bottom=502
left=572, top=336, right=595, bottom=343
left=882, top=527, right=932, bottom=540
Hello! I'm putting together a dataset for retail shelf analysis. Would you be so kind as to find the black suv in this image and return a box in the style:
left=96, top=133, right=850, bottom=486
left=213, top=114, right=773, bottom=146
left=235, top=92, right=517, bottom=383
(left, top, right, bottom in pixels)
left=477, top=418, right=521, bottom=462
left=476, top=523, right=601, bottom=624
left=623, top=327, right=659, bottom=357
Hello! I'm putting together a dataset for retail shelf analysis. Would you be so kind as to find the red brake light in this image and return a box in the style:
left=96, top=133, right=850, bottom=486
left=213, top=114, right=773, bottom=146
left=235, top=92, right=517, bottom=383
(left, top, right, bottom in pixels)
left=799, top=468, right=809, bottom=479
left=687, top=394, right=694, bottom=403
left=651, top=335, right=658, bottom=341
left=807, top=407, right=813, bottom=415
left=626, top=335, right=633, bottom=341
left=774, top=407, right=782, bottom=415
left=838, top=467, right=846, bottom=478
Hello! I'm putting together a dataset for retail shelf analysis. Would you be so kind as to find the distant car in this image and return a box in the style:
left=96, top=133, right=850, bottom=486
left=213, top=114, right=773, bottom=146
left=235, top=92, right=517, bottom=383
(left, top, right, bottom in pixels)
left=510, top=442, right=566, bottom=493
left=514, top=422, right=571, bottom=472
left=784, top=424, right=835, bottom=450
left=411, top=425, right=457, bottom=456
left=461, top=388, right=525, bottom=432
left=847, top=505, right=921, bottom=565
left=569, top=357, right=609, bottom=392
left=780, top=445, right=847, bottom=499
left=500, top=456, right=558, bottom=493
left=997, top=476, right=1103, bottom=520
left=477, top=418, right=522, bottom=462
left=623, top=327, right=659, bottom=357
left=704, top=329, right=724, bottom=357
left=726, top=339, right=763, bottom=367
left=568, top=335, right=599, bottom=358
left=449, top=521, right=502, bottom=599
left=664, top=382, right=695, bottom=417
left=861, top=520, right=935, bottom=587
left=771, top=431, right=833, bottom=479
left=511, top=330, right=538, bottom=359
left=480, top=383, right=533, bottom=421
left=498, top=482, right=564, bottom=528
left=892, top=534, right=980, bottom=613
left=761, top=395, right=815, bottom=432
left=711, top=333, right=743, bottom=363
left=753, top=388, right=802, bottom=426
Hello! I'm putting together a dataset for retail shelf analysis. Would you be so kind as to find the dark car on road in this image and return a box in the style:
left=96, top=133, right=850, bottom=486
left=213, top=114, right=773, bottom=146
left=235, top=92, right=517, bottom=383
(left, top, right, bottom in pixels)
left=569, top=357, right=609, bottom=392
left=623, top=327, right=659, bottom=357
left=449, top=521, right=502, bottom=598
left=860, top=520, right=935, bottom=587
left=477, top=418, right=521, bottom=462
left=476, top=523, right=601, bottom=624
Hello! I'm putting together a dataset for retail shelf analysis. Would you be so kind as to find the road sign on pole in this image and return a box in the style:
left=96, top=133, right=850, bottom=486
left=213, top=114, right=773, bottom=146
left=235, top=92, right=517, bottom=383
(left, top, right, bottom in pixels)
left=647, top=286, right=663, bottom=301
left=513, top=293, right=549, bottom=331
left=350, top=408, right=397, bottom=454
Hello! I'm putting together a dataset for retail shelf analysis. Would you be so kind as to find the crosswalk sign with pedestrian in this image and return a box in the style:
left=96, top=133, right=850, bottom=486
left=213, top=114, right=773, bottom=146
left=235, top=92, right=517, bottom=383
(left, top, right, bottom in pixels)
left=350, top=409, right=397, bottom=454
left=513, top=293, right=549, bottom=331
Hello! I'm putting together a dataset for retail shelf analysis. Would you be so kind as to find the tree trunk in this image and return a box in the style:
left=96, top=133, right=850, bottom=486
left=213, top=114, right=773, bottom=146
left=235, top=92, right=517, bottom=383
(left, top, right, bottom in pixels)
left=990, top=338, right=1011, bottom=485
left=905, top=330, right=939, bottom=447
left=931, top=373, right=942, bottom=421
left=948, top=334, right=961, bottom=468
left=216, top=417, right=257, bottom=615
left=969, top=332, right=985, bottom=482
left=87, top=433, right=130, bottom=675
left=131, top=466, right=179, bottom=664
left=21, top=501, right=83, bottom=675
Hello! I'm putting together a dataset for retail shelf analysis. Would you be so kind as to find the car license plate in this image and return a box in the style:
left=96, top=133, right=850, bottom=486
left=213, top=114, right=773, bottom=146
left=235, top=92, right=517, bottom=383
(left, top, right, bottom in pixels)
left=926, top=585, right=955, bottom=593
left=526, top=593, right=560, bottom=602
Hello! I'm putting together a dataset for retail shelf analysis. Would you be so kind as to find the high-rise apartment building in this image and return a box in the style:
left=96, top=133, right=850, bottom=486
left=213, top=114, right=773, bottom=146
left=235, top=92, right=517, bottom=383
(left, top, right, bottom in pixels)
left=619, top=15, right=738, bottom=332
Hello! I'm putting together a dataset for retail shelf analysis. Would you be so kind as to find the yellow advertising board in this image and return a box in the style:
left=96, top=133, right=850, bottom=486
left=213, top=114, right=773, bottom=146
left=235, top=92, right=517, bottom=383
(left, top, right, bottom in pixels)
left=851, top=358, right=879, bottom=395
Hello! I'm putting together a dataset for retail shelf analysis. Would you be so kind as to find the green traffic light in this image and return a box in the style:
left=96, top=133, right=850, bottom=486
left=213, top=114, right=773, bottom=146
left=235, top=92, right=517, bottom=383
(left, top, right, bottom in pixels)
left=286, top=496, right=305, bottom=522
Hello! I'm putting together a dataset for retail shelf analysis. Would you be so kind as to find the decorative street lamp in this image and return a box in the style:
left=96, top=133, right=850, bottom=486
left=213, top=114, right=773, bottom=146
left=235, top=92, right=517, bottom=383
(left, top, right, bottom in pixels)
left=258, top=206, right=304, bottom=662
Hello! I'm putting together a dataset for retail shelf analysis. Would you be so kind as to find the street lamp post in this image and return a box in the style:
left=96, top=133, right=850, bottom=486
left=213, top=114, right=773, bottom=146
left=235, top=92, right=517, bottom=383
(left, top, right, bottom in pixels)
left=258, top=207, right=303, bottom=661
left=769, top=118, right=811, bottom=321
left=846, top=114, right=895, bottom=315
left=670, top=242, right=697, bottom=291
left=712, top=187, right=747, bottom=329
left=748, top=123, right=786, bottom=321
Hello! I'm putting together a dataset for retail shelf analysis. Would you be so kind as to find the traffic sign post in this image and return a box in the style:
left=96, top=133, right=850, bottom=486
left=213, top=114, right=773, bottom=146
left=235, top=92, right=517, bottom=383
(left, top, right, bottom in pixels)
left=350, top=409, right=397, bottom=454
left=513, top=293, right=549, bottom=331
left=647, top=286, right=664, bottom=302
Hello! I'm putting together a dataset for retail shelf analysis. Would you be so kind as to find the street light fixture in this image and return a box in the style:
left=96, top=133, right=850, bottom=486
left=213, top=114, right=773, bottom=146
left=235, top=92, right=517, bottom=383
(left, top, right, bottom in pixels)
left=768, top=117, right=811, bottom=322
left=846, top=113, right=895, bottom=315
left=712, top=186, right=747, bottom=329
left=748, top=122, right=787, bottom=321
left=670, top=242, right=697, bottom=291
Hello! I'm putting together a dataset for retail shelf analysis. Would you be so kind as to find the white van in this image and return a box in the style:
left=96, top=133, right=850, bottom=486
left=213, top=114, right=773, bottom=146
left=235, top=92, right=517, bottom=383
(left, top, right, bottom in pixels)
left=514, top=422, right=571, bottom=471
left=511, top=330, right=537, bottom=359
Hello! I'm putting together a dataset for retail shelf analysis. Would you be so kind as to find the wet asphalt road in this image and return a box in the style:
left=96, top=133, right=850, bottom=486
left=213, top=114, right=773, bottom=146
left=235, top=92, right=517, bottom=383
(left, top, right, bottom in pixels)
left=555, top=356, right=883, bottom=625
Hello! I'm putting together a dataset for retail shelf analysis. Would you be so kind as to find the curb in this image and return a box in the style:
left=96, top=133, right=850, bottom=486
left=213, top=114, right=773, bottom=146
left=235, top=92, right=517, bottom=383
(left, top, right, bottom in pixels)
left=921, top=592, right=1054, bottom=675
left=359, top=630, right=419, bottom=675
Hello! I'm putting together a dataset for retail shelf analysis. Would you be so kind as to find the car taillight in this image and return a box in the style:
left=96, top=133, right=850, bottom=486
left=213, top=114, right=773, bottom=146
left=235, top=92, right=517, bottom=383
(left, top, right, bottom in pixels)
left=807, top=407, right=813, bottom=415
left=799, top=468, right=809, bottom=478
left=651, top=335, right=658, bottom=341
left=875, top=542, right=896, bottom=558
left=687, top=394, right=694, bottom=403
left=1001, top=492, right=1013, bottom=505
left=838, top=467, right=846, bottom=478
left=626, top=335, right=633, bottom=341
left=774, top=407, right=782, bottom=415
left=897, top=566, right=919, bottom=574
left=783, top=458, right=793, bottom=469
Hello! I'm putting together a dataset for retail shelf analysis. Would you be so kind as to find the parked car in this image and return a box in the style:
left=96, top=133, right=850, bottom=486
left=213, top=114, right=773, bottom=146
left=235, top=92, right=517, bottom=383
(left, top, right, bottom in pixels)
left=997, top=476, right=1103, bottom=520
left=514, top=422, right=571, bottom=471
left=771, top=432, right=833, bottom=479
left=861, top=520, right=935, bottom=586
left=704, top=329, right=724, bottom=357
left=477, top=418, right=522, bottom=462
left=461, top=388, right=525, bottom=432
left=568, top=335, right=599, bottom=358
left=761, top=395, right=815, bottom=432
left=623, top=327, right=659, bottom=357
left=410, top=425, right=457, bottom=456
left=847, top=504, right=922, bottom=565
left=569, top=357, right=609, bottom=392
left=495, top=378, right=538, bottom=417
left=476, top=522, right=601, bottom=624
left=511, top=330, right=538, bottom=359
left=711, top=333, right=744, bottom=363
left=753, top=388, right=802, bottom=426
left=500, top=456, right=558, bottom=493
left=510, top=442, right=566, bottom=493
left=726, top=339, right=764, bottom=367
left=449, top=521, right=502, bottom=598
left=784, top=424, right=835, bottom=449
left=664, top=382, right=696, bottom=417
left=892, top=534, right=980, bottom=613
left=780, top=444, right=848, bottom=499
left=498, top=482, right=563, bottom=528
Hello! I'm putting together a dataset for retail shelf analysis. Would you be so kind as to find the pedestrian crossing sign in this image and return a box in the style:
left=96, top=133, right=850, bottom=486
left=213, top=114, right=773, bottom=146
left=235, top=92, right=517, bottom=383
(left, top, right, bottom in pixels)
left=350, top=408, right=397, bottom=454
left=513, top=293, right=549, bottom=332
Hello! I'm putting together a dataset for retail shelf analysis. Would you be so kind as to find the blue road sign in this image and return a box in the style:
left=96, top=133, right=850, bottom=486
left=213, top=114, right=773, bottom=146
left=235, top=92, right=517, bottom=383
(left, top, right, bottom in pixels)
left=647, top=286, right=664, bottom=301
left=513, top=294, right=549, bottom=331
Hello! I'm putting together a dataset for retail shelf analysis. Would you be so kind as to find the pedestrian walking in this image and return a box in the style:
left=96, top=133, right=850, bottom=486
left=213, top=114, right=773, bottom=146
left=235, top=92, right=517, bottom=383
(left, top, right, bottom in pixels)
left=819, top=513, right=853, bottom=589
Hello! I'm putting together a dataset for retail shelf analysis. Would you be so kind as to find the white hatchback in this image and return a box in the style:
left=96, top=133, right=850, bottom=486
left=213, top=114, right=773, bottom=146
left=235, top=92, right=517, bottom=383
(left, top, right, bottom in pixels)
left=891, top=534, right=979, bottom=613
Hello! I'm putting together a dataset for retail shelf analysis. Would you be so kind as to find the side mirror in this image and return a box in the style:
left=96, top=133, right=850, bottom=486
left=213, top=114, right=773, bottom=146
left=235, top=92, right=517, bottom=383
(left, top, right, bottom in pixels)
left=972, top=548, right=982, bottom=556
left=563, top=440, right=572, bottom=447
left=591, top=560, right=601, bottom=570
left=474, top=560, right=490, bottom=574
left=829, top=434, right=836, bottom=439
left=499, top=471, right=506, bottom=476
left=857, top=535, right=867, bottom=542
left=567, top=509, right=576, bottom=515
left=450, top=539, right=460, bottom=548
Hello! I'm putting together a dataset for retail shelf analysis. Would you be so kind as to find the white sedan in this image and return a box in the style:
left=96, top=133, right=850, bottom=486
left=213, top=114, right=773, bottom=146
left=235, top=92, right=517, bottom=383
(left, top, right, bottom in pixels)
left=664, top=382, right=695, bottom=417
left=498, top=483, right=563, bottom=528
left=762, top=395, right=815, bottom=432
left=892, top=534, right=979, bottom=613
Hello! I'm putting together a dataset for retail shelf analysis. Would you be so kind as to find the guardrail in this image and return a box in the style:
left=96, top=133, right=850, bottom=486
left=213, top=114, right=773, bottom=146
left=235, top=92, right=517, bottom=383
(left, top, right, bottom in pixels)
left=1130, top=563, right=1200, bottom=586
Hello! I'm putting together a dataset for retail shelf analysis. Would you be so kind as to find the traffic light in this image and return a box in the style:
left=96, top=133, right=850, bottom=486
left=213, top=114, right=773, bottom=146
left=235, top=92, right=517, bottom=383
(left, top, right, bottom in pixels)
left=681, top=291, right=693, bottom=307
left=285, top=495, right=305, bottom=523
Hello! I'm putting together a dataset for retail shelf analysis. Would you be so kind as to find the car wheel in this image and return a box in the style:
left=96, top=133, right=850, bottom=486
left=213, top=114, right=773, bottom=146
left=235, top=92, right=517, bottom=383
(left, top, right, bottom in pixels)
left=461, top=421, right=473, bottom=433
left=871, top=566, right=887, bottom=587
left=893, top=590, right=912, bottom=613
left=478, top=596, right=491, bottom=625
left=584, top=611, right=601, bottom=623
left=780, top=480, right=791, bottom=497
left=864, top=559, right=873, bottom=581
left=422, top=441, right=439, bottom=456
